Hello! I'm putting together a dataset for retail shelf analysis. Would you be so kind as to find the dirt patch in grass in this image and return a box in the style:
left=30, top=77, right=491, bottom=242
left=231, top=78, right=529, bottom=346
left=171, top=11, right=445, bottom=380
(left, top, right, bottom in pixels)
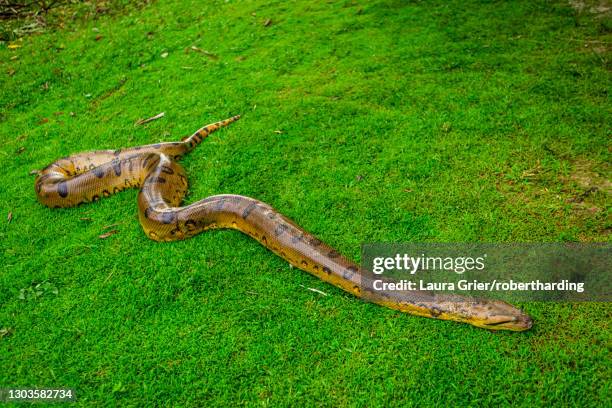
left=569, top=0, right=612, bottom=17
left=567, top=159, right=611, bottom=195
left=0, top=0, right=153, bottom=40
left=497, top=158, right=610, bottom=240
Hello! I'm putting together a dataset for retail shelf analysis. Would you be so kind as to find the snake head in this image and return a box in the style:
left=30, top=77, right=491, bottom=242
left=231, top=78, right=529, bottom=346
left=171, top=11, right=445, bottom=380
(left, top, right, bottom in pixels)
left=463, top=299, right=533, bottom=331
left=432, top=296, right=533, bottom=331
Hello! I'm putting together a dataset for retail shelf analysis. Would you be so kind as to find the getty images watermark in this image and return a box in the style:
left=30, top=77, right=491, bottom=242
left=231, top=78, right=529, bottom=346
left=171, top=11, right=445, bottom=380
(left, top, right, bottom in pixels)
left=360, top=243, right=610, bottom=302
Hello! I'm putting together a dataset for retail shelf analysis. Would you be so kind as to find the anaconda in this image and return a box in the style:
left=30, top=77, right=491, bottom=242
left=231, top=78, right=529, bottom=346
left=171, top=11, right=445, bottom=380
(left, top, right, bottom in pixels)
left=35, top=115, right=533, bottom=331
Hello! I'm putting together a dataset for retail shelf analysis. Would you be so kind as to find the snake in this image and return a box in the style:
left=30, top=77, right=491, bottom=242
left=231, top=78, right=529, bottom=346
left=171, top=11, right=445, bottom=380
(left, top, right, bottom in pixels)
left=35, top=115, right=533, bottom=331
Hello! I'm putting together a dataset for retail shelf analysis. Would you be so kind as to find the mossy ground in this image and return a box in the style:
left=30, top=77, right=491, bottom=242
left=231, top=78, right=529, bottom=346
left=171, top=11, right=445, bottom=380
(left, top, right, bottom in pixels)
left=0, top=0, right=610, bottom=406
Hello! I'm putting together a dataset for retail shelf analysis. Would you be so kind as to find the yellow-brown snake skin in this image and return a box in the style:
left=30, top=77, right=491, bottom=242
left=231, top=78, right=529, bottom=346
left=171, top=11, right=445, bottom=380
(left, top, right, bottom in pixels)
left=35, top=116, right=533, bottom=331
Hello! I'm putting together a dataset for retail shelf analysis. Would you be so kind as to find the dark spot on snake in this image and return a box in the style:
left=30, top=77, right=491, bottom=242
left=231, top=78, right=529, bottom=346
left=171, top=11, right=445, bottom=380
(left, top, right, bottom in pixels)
left=147, top=177, right=166, bottom=184
left=153, top=144, right=161, bottom=149
left=93, top=166, right=105, bottom=178
left=102, top=189, right=111, bottom=197
left=112, top=160, right=122, bottom=176
left=113, top=186, right=121, bottom=194
left=274, top=223, right=288, bottom=237
left=242, top=201, right=258, bottom=219
left=309, top=238, right=322, bottom=247
left=215, top=198, right=226, bottom=211
left=113, top=149, right=121, bottom=156
left=301, top=260, right=309, bottom=266
left=430, top=308, right=442, bottom=318
left=57, top=181, right=68, bottom=198
left=161, top=212, right=176, bottom=224
left=161, top=165, right=174, bottom=175
left=328, top=250, right=340, bottom=258
left=37, top=174, right=52, bottom=182
left=322, top=266, right=331, bottom=275
left=343, top=266, right=357, bottom=279
left=185, top=219, right=197, bottom=231
left=261, top=235, right=267, bottom=244
left=144, top=207, right=152, bottom=219
left=91, top=195, right=100, bottom=202
left=291, top=233, right=304, bottom=244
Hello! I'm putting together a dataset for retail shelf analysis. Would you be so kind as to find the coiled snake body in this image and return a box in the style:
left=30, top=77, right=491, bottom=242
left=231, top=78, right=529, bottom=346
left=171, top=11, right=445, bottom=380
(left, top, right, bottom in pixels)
left=35, top=116, right=532, bottom=331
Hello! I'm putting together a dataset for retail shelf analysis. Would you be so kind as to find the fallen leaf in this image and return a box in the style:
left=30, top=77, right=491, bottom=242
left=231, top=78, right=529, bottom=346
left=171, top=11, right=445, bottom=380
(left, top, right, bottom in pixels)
left=95, top=35, right=103, bottom=41
left=38, top=118, right=49, bottom=125
left=70, top=112, right=76, bottom=116
left=10, top=56, right=18, bottom=61
left=403, top=188, right=413, bottom=193
left=135, top=112, right=165, bottom=126
left=356, top=175, right=364, bottom=181
left=99, top=229, right=119, bottom=239
left=161, top=52, right=169, bottom=58
left=8, top=44, right=21, bottom=49
left=16, top=147, right=25, bottom=154
left=54, top=111, right=64, bottom=116
left=7, top=212, right=12, bottom=223
left=264, top=19, right=272, bottom=27
left=80, top=217, right=92, bottom=222
left=7, top=69, right=16, bottom=76
left=274, top=130, right=283, bottom=134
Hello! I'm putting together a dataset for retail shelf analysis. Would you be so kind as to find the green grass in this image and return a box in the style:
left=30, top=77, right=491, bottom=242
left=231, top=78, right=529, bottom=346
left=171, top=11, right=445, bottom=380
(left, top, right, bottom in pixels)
left=1, top=0, right=610, bottom=406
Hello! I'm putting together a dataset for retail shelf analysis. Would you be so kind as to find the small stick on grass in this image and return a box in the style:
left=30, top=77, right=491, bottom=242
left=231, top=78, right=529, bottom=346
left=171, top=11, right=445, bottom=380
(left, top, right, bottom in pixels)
left=135, top=112, right=165, bottom=126
left=190, top=46, right=218, bottom=60
left=299, top=284, right=328, bottom=296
